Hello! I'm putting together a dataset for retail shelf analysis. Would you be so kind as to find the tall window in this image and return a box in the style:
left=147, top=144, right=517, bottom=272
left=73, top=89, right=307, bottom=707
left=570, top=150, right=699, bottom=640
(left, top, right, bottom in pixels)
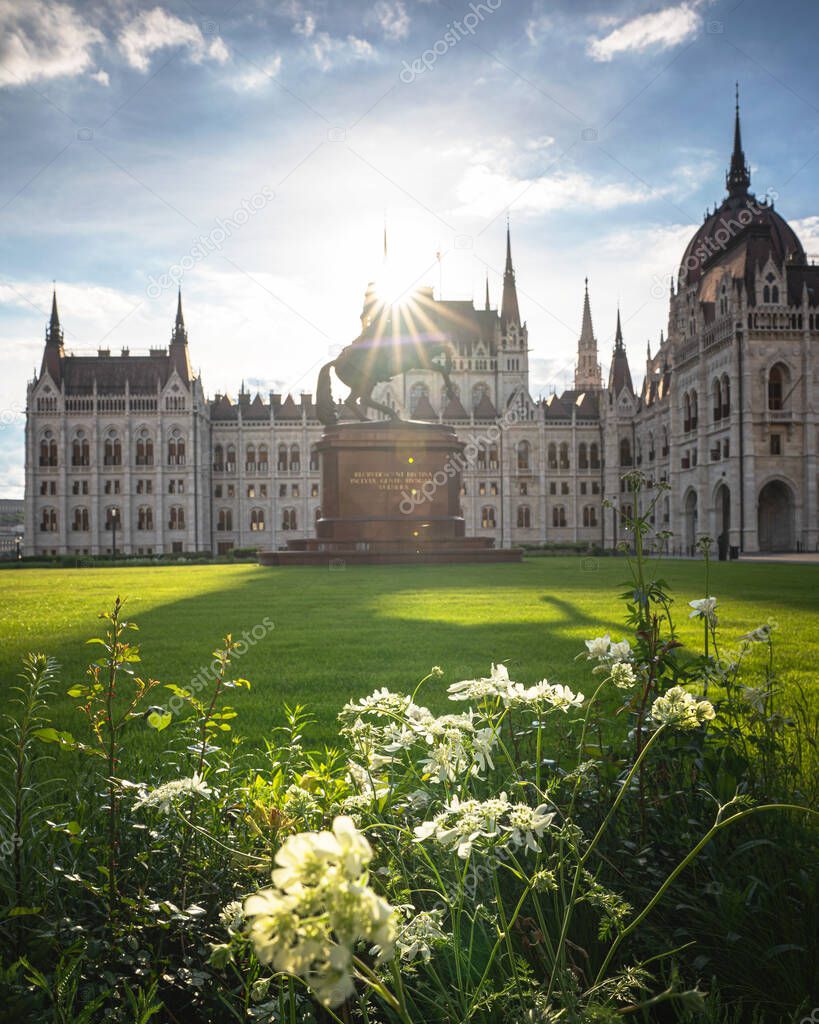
left=690, top=389, right=698, bottom=429
left=552, top=505, right=566, bottom=528
left=250, top=508, right=266, bottom=531
left=137, top=506, right=154, bottom=530
left=582, top=505, right=598, bottom=528
left=488, top=443, right=499, bottom=469
left=309, top=446, right=320, bottom=471
left=168, top=430, right=186, bottom=466
left=213, top=444, right=224, bottom=471
left=683, top=392, right=691, bottom=432
left=282, top=508, right=297, bottom=531
left=589, top=442, right=600, bottom=469
left=480, top=506, right=496, bottom=529
left=136, top=430, right=154, bottom=466
left=713, top=378, right=722, bottom=422
left=721, top=374, right=731, bottom=417
left=278, top=444, right=288, bottom=471
left=289, top=444, right=300, bottom=471
left=559, top=442, right=569, bottom=470
left=71, top=432, right=89, bottom=467
left=516, top=505, right=531, bottom=528
left=40, top=507, right=58, bottom=532
left=169, top=505, right=185, bottom=530
left=71, top=507, right=89, bottom=531
left=578, top=442, right=588, bottom=470
left=258, top=445, right=269, bottom=473
left=547, top=443, right=557, bottom=470
left=225, top=444, right=236, bottom=473
left=217, top=508, right=233, bottom=531
left=246, top=444, right=256, bottom=472
left=103, top=431, right=122, bottom=466
left=619, top=438, right=632, bottom=467
left=768, top=363, right=788, bottom=410
left=516, top=440, right=531, bottom=471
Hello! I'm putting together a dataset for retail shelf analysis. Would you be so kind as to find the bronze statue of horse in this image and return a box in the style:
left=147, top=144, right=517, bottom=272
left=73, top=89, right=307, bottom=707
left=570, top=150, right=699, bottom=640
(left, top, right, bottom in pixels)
left=316, top=334, right=455, bottom=425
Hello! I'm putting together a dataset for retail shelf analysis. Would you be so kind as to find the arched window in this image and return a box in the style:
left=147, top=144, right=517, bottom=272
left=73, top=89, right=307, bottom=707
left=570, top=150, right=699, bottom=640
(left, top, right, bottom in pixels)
left=713, top=378, right=722, bottom=422
left=589, top=442, right=600, bottom=469
left=772, top=285, right=779, bottom=303
left=552, top=505, right=566, bottom=528
left=690, top=390, right=698, bottom=428
left=137, top=506, right=153, bottom=531
left=516, top=440, right=531, bottom=471
left=40, top=507, right=58, bottom=532
left=559, top=442, right=569, bottom=470
left=763, top=284, right=771, bottom=303
left=246, top=444, right=256, bottom=471
left=168, top=429, right=185, bottom=466
left=103, top=431, right=121, bottom=466
left=661, top=426, right=669, bottom=456
left=480, top=506, right=496, bottom=529
left=488, top=442, right=499, bottom=468
left=213, top=444, right=224, bottom=471
left=217, top=508, right=233, bottom=531
left=547, top=443, right=557, bottom=470
left=517, top=505, right=531, bottom=528
left=471, top=382, right=489, bottom=411
left=768, top=363, right=788, bottom=410
left=409, top=382, right=429, bottom=416
left=289, top=444, right=300, bottom=471
left=578, top=442, right=588, bottom=470
left=278, top=444, right=288, bottom=471
left=71, top=431, right=89, bottom=467
left=71, top=507, right=89, bottom=531
left=225, top=444, right=236, bottom=473
left=282, top=507, right=297, bottom=531
left=169, top=505, right=185, bottom=530
left=476, top=444, right=487, bottom=470
left=647, top=432, right=655, bottom=461
left=683, top=392, right=691, bottom=432
left=619, top=438, right=632, bottom=467
left=258, top=445, right=269, bottom=473
left=721, top=374, right=731, bottom=417
left=250, top=508, right=266, bottom=531
left=582, top=505, right=598, bottom=527
left=309, top=446, right=320, bottom=471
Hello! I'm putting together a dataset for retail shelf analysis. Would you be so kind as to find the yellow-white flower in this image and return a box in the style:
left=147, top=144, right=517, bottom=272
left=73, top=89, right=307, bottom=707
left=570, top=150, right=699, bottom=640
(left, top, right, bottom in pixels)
left=650, top=686, right=715, bottom=730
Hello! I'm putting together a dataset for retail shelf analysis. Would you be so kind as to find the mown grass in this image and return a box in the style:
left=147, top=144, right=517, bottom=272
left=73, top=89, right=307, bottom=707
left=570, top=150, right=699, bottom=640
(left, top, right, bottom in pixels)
left=1, top=557, right=817, bottom=767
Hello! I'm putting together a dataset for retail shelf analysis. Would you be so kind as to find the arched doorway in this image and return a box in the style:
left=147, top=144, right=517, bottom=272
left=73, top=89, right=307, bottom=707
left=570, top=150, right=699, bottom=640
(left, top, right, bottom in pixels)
left=684, top=490, right=698, bottom=554
left=758, top=480, right=794, bottom=551
left=715, top=485, right=730, bottom=560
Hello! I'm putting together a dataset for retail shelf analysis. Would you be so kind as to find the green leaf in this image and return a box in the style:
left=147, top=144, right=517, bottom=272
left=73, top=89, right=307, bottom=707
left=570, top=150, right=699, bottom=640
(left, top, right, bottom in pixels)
left=147, top=711, right=172, bottom=732
left=66, top=685, right=86, bottom=697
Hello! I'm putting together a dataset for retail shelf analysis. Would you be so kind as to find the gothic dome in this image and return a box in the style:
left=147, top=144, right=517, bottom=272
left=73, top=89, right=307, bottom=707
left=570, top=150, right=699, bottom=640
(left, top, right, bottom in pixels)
left=678, top=91, right=806, bottom=289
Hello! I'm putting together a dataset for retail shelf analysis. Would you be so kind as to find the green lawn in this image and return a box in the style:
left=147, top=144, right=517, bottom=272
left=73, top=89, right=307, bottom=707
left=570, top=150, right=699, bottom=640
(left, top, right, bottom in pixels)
left=1, top=557, right=817, bottom=766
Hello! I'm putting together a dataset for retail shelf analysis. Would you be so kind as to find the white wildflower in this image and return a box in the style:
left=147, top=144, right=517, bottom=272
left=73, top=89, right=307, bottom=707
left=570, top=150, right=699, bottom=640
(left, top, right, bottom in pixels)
left=609, top=639, right=632, bottom=662
left=133, top=772, right=212, bottom=815
left=545, top=684, right=585, bottom=712
left=219, top=899, right=245, bottom=934
left=585, top=634, right=611, bottom=659
left=502, top=803, right=555, bottom=853
left=447, top=663, right=523, bottom=705
left=244, top=816, right=397, bottom=1009
left=650, top=686, right=715, bottom=730
left=689, top=597, right=718, bottom=626
left=396, top=909, right=446, bottom=962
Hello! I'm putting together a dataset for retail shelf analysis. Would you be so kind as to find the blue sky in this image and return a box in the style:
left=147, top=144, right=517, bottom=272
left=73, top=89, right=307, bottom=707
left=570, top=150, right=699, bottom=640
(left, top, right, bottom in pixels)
left=2, top=0, right=818, bottom=496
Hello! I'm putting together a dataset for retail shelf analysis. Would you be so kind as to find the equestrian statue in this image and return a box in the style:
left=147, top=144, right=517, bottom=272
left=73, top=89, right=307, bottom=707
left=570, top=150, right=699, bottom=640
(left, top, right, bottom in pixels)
left=315, top=333, right=456, bottom=426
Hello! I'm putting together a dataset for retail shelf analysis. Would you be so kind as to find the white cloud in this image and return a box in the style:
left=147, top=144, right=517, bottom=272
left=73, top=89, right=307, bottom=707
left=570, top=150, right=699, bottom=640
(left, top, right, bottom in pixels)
left=310, top=32, right=376, bottom=71
left=372, top=1, right=410, bottom=41
left=0, top=0, right=103, bottom=87
left=525, top=15, right=551, bottom=45
left=90, top=68, right=110, bottom=86
left=587, top=1, right=704, bottom=62
left=231, top=55, right=283, bottom=92
left=117, top=7, right=229, bottom=72
left=791, top=217, right=819, bottom=258
left=279, top=1, right=316, bottom=37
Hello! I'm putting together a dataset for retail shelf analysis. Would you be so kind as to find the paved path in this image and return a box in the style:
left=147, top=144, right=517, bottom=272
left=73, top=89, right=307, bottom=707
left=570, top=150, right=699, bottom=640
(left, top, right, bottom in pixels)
left=741, top=552, right=819, bottom=565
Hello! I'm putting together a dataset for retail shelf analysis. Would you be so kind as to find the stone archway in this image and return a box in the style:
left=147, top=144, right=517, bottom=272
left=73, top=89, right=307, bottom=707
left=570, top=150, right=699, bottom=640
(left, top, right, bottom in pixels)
left=757, top=480, right=794, bottom=551
left=715, top=484, right=730, bottom=560
left=684, top=489, right=698, bottom=554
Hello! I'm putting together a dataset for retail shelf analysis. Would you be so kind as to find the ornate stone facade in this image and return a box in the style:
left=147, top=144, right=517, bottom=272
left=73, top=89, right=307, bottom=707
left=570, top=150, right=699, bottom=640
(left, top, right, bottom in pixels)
left=24, top=102, right=818, bottom=556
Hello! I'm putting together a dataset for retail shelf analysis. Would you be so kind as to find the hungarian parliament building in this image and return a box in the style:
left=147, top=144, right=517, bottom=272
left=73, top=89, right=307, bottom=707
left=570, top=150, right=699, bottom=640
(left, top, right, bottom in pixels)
left=24, top=102, right=819, bottom=557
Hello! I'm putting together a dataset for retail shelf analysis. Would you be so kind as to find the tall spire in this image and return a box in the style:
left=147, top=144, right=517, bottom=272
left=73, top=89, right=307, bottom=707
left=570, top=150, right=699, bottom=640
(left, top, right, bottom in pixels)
left=726, top=82, right=751, bottom=198
left=171, top=288, right=187, bottom=344
left=484, top=272, right=490, bottom=311
left=574, top=277, right=602, bottom=390
left=41, top=286, right=64, bottom=382
left=500, top=218, right=521, bottom=328
left=49, top=288, right=60, bottom=334
left=608, top=307, right=633, bottom=396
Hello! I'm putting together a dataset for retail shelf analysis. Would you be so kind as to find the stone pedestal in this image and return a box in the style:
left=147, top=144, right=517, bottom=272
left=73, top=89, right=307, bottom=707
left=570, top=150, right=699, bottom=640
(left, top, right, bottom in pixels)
left=259, top=421, right=521, bottom=566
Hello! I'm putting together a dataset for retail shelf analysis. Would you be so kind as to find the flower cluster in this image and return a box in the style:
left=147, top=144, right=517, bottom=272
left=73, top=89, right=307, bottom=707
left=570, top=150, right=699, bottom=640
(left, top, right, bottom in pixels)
left=584, top=634, right=632, bottom=664
left=243, top=816, right=397, bottom=1008
left=650, top=686, right=715, bottom=730
left=448, top=664, right=584, bottom=711
left=396, top=908, right=446, bottom=962
left=133, top=772, right=212, bottom=815
left=414, top=794, right=555, bottom=858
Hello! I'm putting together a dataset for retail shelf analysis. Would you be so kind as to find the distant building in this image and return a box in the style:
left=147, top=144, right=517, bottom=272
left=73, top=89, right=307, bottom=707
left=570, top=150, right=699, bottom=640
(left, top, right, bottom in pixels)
left=24, top=98, right=818, bottom=556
